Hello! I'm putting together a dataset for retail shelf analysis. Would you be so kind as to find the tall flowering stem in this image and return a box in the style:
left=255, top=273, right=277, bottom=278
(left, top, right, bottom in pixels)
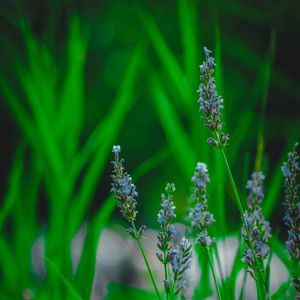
left=156, top=183, right=176, bottom=299
left=282, top=143, right=300, bottom=296
left=198, top=47, right=229, bottom=148
left=111, top=145, right=162, bottom=300
left=111, top=145, right=138, bottom=225
left=242, top=172, right=271, bottom=280
left=198, top=47, right=269, bottom=299
left=156, top=183, right=193, bottom=298
left=189, top=162, right=222, bottom=300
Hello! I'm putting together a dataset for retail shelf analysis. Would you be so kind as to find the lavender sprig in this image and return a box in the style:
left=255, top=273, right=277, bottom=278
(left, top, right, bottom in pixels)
left=281, top=143, right=300, bottom=294
left=111, top=145, right=162, bottom=300
left=188, top=162, right=222, bottom=299
left=156, top=183, right=176, bottom=295
left=198, top=46, right=269, bottom=299
left=198, top=47, right=229, bottom=148
left=242, top=171, right=271, bottom=278
left=189, top=162, right=216, bottom=248
left=169, top=237, right=192, bottom=296
left=111, top=145, right=138, bottom=225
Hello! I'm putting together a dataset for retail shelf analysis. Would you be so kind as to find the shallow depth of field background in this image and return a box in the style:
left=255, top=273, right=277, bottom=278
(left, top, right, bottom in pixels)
left=0, top=0, right=299, bottom=299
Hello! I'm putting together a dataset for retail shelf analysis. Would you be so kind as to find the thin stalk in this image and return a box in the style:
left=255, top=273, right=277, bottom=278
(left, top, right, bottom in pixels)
left=215, top=133, right=269, bottom=300
left=132, top=222, right=162, bottom=300
left=163, top=251, right=169, bottom=300
left=207, top=248, right=222, bottom=300
left=161, top=223, right=169, bottom=300
left=256, top=275, right=263, bottom=300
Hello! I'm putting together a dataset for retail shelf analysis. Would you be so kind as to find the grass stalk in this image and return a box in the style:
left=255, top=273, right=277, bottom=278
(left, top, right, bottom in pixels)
left=45, top=256, right=83, bottom=300
left=132, top=222, right=162, bottom=300
left=207, top=248, right=222, bottom=300
left=215, top=133, right=270, bottom=300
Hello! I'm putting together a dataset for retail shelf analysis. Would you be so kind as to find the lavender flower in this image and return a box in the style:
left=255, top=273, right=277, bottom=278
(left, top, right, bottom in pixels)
left=242, top=171, right=271, bottom=277
left=281, top=143, right=300, bottom=294
left=156, top=183, right=176, bottom=267
left=170, top=237, right=193, bottom=296
left=156, top=184, right=192, bottom=296
left=189, top=162, right=216, bottom=248
left=198, top=47, right=229, bottom=148
left=111, top=145, right=144, bottom=239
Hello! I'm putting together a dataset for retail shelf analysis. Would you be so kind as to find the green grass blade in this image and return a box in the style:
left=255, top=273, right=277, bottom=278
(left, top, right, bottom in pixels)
left=0, top=237, right=19, bottom=291
left=0, top=144, right=25, bottom=230
left=18, top=66, right=66, bottom=195
left=104, top=283, right=156, bottom=300
left=271, top=280, right=291, bottom=299
left=20, top=23, right=57, bottom=122
left=0, top=77, right=38, bottom=150
left=59, top=17, right=87, bottom=161
left=45, top=257, right=83, bottom=300
left=177, top=0, right=198, bottom=82
left=193, top=246, right=212, bottom=299
left=139, top=10, right=193, bottom=112
left=149, top=73, right=196, bottom=179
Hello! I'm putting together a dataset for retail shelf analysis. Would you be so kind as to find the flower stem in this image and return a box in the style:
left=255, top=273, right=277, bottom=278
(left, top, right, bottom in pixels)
left=132, top=222, right=162, bottom=300
left=163, top=251, right=169, bottom=300
left=215, top=133, right=269, bottom=300
left=207, top=248, right=222, bottom=300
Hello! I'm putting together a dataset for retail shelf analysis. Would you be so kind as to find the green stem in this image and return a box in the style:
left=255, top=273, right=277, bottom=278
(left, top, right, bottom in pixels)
left=215, top=133, right=270, bottom=300
left=207, top=248, right=223, bottom=300
left=256, top=274, right=263, bottom=300
left=131, top=222, right=162, bottom=300
left=163, top=256, right=169, bottom=300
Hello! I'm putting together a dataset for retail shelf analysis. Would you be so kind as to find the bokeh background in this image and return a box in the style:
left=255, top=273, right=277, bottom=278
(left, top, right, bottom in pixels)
left=0, top=0, right=299, bottom=299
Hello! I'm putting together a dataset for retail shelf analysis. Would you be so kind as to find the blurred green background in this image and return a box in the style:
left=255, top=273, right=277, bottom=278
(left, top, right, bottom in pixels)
left=0, top=0, right=299, bottom=299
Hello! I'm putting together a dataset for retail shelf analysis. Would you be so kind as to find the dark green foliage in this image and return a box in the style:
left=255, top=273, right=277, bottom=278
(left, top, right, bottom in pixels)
left=0, top=0, right=299, bottom=299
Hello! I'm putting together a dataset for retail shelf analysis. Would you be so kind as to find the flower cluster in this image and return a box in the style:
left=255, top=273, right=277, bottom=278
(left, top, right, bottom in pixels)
left=111, top=145, right=145, bottom=239
left=242, top=171, right=271, bottom=276
left=198, top=47, right=229, bottom=148
left=281, top=144, right=300, bottom=293
left=189, top=162, right=216, bottom=248
left=169, top=237, right=193, bottom=295
left=156, top=183, right=193, bottom=296
left=156, top=183, right=176, bottom=266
